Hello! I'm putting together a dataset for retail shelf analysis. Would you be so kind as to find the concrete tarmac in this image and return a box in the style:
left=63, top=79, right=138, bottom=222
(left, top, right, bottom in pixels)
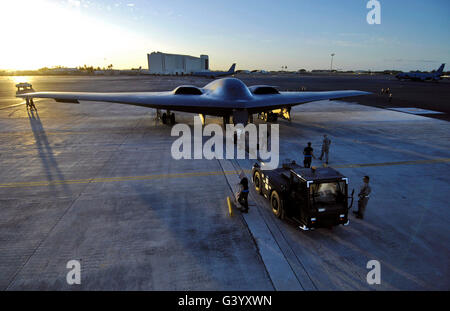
left=0, top=76, right=448, bottom=290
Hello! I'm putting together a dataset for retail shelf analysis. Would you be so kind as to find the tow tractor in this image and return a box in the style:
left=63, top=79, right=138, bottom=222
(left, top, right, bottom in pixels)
left=252, top=160, right=354, bottom=230
left=15, top=82, right=35, bottom=95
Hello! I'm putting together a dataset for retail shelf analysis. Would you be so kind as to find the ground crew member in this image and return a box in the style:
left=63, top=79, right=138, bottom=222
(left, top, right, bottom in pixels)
left=237, top=177, right=249, bottom=213
left=319, top=134, right=331, bottom=164
left=26, top=98, right=37, bottom=111
left=303, top=142, right=315, bottom=168
left=353, top=176, right=371, bottom=219
left=25, top=98, right=31, bottom=110
left=388, top=93, right=393, bottom=103
left=29, top=98, right=37, bottom=111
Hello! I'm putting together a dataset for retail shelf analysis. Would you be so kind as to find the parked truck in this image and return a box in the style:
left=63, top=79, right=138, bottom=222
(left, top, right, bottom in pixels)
left=252, top=161, right=354, bottom=230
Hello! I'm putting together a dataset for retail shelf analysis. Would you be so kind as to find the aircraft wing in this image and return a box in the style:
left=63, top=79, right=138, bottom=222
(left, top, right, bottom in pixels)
left=17, top=91, right=233, bottom=115
left=245, top=90, right=371, bottom=112
left=17, top=89, right=370, bottom=116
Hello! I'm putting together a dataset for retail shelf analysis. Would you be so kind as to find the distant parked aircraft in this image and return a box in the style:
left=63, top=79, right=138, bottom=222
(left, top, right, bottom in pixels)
left=396, top=63, right=445, bottom=81
left=251, top=70, right=269, bottom=74
left=192, top=64, right=236, bottom=79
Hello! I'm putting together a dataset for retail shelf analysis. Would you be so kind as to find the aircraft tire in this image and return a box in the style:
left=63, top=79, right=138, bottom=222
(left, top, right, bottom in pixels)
left=253, top=171, right=262, bottom=194
left=270, top=190, right=284, bottom=219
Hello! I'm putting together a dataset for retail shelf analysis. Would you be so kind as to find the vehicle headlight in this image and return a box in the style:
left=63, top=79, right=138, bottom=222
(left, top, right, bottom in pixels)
left=339, top=214, right=345, bottom=218
left=318, top=208, right=325, bottom=212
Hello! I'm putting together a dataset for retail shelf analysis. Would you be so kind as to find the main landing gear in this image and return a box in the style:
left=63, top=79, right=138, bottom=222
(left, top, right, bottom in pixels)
left=157, top=109, right=176, bottom=125
left=258, top=112, right=278, bottom=122
left=257, top=108, right=291, bottom=123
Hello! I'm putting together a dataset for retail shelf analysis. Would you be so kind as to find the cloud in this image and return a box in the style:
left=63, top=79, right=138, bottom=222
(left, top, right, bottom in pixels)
left=332, top=40, right=365, bottom=48
left=384, top=59, right=404, bottom=62
left=414, top=59, right=440, bottom=63
left=67, top=0, right=81, bottom=8
left=384, top=58, right=440, bottom=64
left=338, top=33, right=365, bottom=37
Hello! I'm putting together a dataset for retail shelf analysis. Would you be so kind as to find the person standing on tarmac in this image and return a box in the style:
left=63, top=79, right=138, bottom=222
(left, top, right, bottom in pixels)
left=25, top=98, right=31, bottom=110
left=29, top=98, right=37, bottom=111
left=303, top=142, right=316, bottom=168
left=237, top=177, right=249, bottom=213
left=353, top=176, right=371, bottom=219
left=319, top=134, right=331, bottom=164
left=26, top=98, right=37, bottom=111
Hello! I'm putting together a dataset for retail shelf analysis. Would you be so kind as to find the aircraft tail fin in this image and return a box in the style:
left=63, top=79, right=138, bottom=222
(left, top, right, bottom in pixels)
left=436, top=63, right=445, bottom=74
left=228, top=63, right=236, bottom=73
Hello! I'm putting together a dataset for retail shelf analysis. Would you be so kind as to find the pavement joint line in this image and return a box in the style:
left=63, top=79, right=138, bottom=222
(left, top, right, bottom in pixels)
left=0, top=170, right=252, bottom=188
left=1, top=158, right=449, bottom=189
left=231, top=159, right=318, bottom=290
left=3, top=114, right=141, bottom=290
left=217, top=159, right=278, bottom=290
left=0, top=130, right=155, bottom=136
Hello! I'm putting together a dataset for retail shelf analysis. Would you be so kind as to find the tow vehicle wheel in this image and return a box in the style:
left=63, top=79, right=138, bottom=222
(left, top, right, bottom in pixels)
left=270, top=190, right=284, bottom=219
left=170, top=113, right=175, bottom=124
left=162, top=113, right=167, bottom=124
left=253, top=171, right=262, bottom=194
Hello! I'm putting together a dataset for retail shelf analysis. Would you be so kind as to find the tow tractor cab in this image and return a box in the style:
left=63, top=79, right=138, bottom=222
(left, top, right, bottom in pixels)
left=15, top=83, right=34, bottom=95
left=252, top=161, right=353, bottom=231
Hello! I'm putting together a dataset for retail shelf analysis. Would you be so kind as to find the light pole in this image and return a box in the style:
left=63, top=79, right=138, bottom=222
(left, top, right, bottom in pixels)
left=330, top=53, right=335, bottom=71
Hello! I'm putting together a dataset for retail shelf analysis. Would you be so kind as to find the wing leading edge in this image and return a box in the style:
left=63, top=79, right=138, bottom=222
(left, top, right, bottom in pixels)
left=246, top=90, right=370, bottom=112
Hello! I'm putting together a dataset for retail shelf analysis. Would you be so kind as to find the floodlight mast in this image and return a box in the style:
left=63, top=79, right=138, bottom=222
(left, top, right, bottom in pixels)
left=330, top=53, right=336, bottom=71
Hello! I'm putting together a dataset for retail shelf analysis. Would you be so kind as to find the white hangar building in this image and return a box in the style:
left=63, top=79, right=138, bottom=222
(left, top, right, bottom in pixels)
left=147, top=52, right=209, bottom=75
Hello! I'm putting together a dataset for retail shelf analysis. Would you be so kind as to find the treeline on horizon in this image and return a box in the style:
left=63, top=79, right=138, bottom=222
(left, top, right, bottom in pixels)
left=0, top=64, right=142, bottom=76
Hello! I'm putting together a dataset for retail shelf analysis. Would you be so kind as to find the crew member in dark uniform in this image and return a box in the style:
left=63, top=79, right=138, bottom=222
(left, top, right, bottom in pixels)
left=303, top=142, right=315, bottom=168
left=353, top=176, right=371, bottom=219
left=25, top=98, right=31, bottom=110
left=237, top=177, right=249, bottom=213
left=29, top=98, right=37, bottom=111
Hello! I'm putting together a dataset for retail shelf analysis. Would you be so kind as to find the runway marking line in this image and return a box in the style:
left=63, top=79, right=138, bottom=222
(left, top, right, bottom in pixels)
left=334, top=158, right=450, bottom=168
left=0, top=158, right=449, bottom=188
left=0, top=99, right=46, bottom=110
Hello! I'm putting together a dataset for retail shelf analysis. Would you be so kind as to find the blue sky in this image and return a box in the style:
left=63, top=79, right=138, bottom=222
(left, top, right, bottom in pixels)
left=1, top=0, right=449, bottom=71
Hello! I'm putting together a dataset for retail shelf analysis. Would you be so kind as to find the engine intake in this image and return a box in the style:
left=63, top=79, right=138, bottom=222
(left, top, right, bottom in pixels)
left=173, top=86, right=203, bottom=95
left=248, top=85, right=279, bottom=95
